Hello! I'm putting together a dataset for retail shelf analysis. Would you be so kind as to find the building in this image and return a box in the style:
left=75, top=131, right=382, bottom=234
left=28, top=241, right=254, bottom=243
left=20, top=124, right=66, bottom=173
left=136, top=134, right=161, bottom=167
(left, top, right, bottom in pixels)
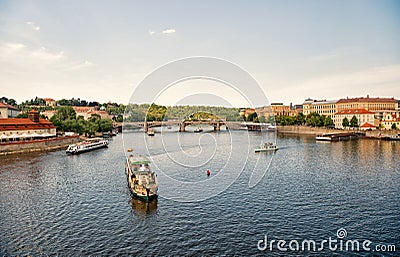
left=43, top=98, right=56, bottom=107
left=302, top=99, right=338, bottom=117
left=72, top=106, right=110, bottom=120
left=0, top=110, right=56, bottom=141
left=42, top=110, right=57, bottom=120
left=380, top=111, right=400, bottom=130
left=73, top=106, right=97, bottom=120
left=0, top=102, right=20, bottom=118
left=333, top=109, right=375, bottom=129
left=270, top=103, right=293, bottom=116
left=88, top=110, right=110, bottom=120
left=336, top=95, right=397, bottom=112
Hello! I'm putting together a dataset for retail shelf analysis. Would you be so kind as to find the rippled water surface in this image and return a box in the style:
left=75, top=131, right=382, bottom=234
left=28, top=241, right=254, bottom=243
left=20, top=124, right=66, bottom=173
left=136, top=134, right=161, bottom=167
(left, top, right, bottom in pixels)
left=0, top=131, right=399, bottom=256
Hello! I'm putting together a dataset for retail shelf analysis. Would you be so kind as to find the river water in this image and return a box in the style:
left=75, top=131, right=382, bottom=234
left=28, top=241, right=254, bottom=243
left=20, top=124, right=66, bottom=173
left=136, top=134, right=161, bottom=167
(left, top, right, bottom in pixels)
left=0, top=129, right=399, bottom=256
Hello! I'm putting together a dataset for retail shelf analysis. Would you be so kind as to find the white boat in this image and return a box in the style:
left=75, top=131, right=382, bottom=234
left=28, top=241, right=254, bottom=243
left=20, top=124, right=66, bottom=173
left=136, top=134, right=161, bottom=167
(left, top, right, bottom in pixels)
left=147, top=128, right=155, bottom=136
left=125, top=155, right=158, bottom=200
left=255, top=142, right=278, bottom=152
left=385, top=134, right=400, bottom=141
left=194, top=127, right=203, bottom=133
left=316, top=136, right=332, bottom=141
left=66, top=138, right=108, bottom=154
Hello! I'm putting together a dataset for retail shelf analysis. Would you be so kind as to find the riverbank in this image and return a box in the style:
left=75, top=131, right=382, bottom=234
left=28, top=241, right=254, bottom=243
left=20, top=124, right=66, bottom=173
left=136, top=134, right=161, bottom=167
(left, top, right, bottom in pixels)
left=0, top=135, right=79, bottom=156
left=276, top=125, right=398, bottom=138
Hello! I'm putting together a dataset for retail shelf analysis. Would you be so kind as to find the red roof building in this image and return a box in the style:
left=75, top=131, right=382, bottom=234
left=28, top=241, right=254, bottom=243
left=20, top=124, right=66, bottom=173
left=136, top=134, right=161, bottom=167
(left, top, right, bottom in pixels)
left=334, top=109, right=376, bottom=129
left=0, top=110, right=56, bottom=140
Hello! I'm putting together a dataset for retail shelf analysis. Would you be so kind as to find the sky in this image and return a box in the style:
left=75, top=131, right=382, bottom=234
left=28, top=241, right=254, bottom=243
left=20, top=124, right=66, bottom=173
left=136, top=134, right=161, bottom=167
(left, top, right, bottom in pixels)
left=0, top=0, right=399, bottom=107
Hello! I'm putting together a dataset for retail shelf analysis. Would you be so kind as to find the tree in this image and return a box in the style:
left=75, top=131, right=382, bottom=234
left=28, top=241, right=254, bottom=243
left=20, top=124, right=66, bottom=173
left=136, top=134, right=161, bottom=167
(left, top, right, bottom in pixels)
left=54, top=106, right=76, bottom=121
left=324, top=116, right=334, bottom=128
left=306, top=112, right=323, bottom=127
left=295, top=113, right=306, bottom=125
left=116, top=114, right=123, bottom=122
left=392, top=123, right=397, bottom=130
left=16, top=113, right=28, bottom=118
left=350, top=115, right=358, bottom=128
left=342, top=117, right=349, bottom=128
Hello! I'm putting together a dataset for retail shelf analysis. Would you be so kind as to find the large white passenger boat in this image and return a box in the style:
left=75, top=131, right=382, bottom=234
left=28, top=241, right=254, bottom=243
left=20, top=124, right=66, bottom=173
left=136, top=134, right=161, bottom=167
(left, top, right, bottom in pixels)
left=66, top=138, right=108, bottom=154
left=125, top=155, right=158, bottom=200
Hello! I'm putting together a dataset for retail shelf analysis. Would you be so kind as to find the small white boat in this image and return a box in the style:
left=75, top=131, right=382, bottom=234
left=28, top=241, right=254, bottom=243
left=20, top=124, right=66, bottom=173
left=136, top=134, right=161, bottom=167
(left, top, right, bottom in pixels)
left=66, top=138, right=108, bottom=154
left=255, top=142, right=278, bottom=152
left=194, top=127, right=203, bottom=133
left=147, top=128, right=155, bottom=136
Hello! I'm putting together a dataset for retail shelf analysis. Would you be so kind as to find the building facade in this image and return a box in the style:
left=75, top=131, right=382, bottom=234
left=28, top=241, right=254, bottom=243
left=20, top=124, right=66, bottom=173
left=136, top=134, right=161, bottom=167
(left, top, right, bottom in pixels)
left=0, top=102, right=20, bottom=118
left=333, top=109, right=375, bottom=129
left=270, top=103, right=294, bottom=116
left=380, top=111, right=400, bottom=130
left=336, top=96, right=397, bottom=112
left=0, top=110, right=56, bottom=140
left=43, top=98, right=56, bottom=107
left=302, top=99, right=338, bottom=117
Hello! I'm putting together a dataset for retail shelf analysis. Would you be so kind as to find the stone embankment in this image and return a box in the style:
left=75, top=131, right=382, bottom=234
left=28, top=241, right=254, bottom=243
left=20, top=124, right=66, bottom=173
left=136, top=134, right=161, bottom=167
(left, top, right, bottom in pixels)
left=0, top=136, right=79, bottom=156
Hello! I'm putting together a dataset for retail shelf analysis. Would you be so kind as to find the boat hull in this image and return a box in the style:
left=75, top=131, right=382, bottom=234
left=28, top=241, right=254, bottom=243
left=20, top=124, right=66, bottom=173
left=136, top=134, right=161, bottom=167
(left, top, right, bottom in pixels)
left=129, top=189, right=158, bottom=201
left=255, top=148, right=278, bottom=153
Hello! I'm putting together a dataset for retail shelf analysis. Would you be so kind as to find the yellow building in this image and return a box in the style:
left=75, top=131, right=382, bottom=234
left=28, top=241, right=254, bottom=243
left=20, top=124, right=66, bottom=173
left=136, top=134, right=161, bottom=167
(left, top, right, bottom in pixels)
left=271, top=103, right=293, bottom=116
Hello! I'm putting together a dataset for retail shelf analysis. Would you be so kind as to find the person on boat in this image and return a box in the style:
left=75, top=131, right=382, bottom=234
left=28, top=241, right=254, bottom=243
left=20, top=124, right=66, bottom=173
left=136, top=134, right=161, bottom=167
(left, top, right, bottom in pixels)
left=207, top=170, right=211, bottom=177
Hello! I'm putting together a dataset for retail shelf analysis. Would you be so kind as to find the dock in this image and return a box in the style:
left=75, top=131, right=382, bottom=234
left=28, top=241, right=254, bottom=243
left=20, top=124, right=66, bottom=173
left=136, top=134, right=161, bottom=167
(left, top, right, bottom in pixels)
left=316, top=132, right=365, bottom=141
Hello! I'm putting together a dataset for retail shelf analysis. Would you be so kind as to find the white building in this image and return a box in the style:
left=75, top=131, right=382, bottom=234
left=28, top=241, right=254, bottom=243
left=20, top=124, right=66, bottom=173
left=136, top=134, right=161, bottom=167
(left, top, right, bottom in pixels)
left=380, top=111, right=400, bottom=130
left=334, top=109, right=375, bottom=129
left=302, top=99, right=338, bottom=117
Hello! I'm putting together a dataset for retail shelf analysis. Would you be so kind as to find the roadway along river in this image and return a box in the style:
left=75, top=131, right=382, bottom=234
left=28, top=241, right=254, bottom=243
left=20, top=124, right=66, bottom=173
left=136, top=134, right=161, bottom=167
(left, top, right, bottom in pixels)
left=0, top=130, right=399, bottom=256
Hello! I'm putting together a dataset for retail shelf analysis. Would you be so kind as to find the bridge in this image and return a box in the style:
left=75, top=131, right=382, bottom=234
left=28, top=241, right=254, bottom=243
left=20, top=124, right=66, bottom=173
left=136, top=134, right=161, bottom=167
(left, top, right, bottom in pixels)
left=114, top=121, right=274, bottom=132
left=114, top=119, right=226, bottom=132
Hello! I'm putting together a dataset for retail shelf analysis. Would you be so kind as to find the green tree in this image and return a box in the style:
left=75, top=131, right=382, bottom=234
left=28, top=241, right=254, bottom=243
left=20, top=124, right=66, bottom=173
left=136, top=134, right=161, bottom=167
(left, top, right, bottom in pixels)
left=294, top=113, right=306, bottom=125
left=98, top=119, right=113, bottom=132
left=324, top=116, right=334, bottom=128
left=115, top=114, right=123, bottom=122
left=342, top=117, right=349, bottom=128
left=306, top=112, right=323, bottom=127
left=350, top=115, right=358, bottom=127
left=54, top=106, right=76, bottom=121
left=391, top=123, right=397, bottom=130
left=16, top=113, right=28, bottom=118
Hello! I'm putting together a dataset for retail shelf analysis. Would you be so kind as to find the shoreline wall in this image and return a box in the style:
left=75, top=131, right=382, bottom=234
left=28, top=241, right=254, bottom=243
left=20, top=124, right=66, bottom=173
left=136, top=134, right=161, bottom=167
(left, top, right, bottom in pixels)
left=276, top=125, right=398, bottom=137
left=0, top=136, right=79, bottom=156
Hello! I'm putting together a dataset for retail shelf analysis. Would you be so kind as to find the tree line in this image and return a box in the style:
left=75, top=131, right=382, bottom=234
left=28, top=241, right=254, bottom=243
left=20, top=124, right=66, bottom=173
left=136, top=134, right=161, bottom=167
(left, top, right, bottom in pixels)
left=49, top=107, right=113, bottom=136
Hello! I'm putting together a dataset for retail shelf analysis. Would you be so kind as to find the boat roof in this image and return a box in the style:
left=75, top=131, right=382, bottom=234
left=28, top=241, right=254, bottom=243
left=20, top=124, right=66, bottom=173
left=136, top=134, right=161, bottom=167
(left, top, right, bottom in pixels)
left=128, top=155, right=151, bottom=164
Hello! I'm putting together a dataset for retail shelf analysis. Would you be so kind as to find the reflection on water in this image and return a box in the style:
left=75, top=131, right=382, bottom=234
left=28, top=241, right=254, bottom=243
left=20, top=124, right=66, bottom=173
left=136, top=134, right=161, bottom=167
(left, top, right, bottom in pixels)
left=130, top=197, right=158, bottom=216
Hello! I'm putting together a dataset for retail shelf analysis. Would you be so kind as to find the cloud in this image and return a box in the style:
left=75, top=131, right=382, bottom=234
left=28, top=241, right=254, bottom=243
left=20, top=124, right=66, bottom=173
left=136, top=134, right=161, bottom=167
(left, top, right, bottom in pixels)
left=162, top=28, right=176, bottom=34
left=26, top=21, right=40, bottom=31
left=5, top=43, right=26, bottom=50
left=67, top=60, right=96, bottom=70
left=149, top=30, right=156, bottom=36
